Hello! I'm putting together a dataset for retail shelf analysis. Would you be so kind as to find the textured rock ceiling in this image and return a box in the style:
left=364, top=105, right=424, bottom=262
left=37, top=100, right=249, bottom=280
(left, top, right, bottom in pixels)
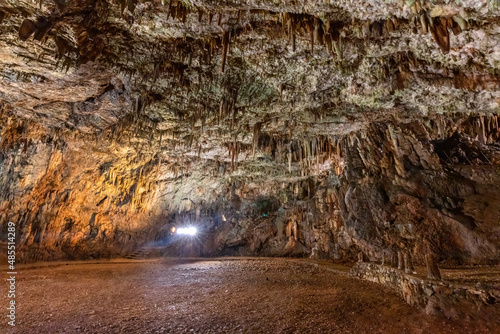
left=3, top=0, right=500, bottom=142
left=1, top=0, right=500, bottom=262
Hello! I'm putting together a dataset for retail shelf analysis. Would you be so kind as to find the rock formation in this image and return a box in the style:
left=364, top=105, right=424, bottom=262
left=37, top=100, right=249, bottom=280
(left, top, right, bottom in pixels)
left=0, top=0, right=499, bottom=266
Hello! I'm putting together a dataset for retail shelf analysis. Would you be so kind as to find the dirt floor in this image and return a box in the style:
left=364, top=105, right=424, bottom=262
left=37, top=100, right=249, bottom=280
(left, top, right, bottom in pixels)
left=1, top=258, right=498, bottom=334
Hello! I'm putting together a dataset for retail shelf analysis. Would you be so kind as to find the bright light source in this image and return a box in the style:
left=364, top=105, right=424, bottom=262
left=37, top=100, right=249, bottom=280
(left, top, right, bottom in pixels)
left=176, top=226, right=197, bottom=236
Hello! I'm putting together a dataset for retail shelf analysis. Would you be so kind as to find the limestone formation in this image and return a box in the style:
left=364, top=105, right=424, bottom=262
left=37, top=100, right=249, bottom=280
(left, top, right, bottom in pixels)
left=0, top=0, right=499, bottom=269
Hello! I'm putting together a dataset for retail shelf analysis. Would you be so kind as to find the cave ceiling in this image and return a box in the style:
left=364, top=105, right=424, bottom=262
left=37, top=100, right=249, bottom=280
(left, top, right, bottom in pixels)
left=1, top=0, right=500, bottom=187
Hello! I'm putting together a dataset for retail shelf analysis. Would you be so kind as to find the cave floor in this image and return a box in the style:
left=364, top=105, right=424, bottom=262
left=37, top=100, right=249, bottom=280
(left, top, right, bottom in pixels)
left=1, top=258, right=497, bottom=334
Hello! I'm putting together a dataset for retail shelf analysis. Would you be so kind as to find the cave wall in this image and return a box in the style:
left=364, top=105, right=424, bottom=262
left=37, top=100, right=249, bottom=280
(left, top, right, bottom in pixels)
left=204, top=114, right=500, bottom=265
left=0, top=112, right=169, bottom=262
left=337, top=116, right=500, bottom=265
left=1, top=0, right=500, bottom=265
left=2, top=111, right=499, bottom=265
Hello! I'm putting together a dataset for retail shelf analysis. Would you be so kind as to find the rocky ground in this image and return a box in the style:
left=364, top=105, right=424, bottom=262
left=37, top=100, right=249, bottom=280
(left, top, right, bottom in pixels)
left=1, top=258, right=497, bottom=334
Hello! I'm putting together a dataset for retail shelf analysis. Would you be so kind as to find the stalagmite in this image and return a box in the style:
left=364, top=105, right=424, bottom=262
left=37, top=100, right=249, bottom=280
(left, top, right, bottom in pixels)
left=425, top=252, right=442, bottom=280
left=397, top=251, right=404, bottom=270
left=404, top=252, right=415, bottom=274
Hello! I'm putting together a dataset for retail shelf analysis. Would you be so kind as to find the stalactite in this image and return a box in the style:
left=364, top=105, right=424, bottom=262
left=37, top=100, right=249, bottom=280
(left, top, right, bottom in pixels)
left=219, top=99, right=224, bottom=124
left=309, top=23, right=314, bottom=53
left=313, top=18, right=320, bottom=47
left=452, top=15, right=468, bottom=31
left=414, top=15, right=424, bottom=35
left=430, top=16, right=450, bottom=53
left=19, top=19, right=37, bottom=41
left=479, top=115, right=487, bottom=145
left=252, top=122, right=261, bottom=158
left=230, top=141, right=237, bottom=171
left=325, top=34, right=333, bottom=55
left=370, top=21, right=382, bottom=38
left=316, top=138, right=320, bottom=171
left=221, top=30, right=230, bottom=73
left=386, top=18, right=395, bottom=33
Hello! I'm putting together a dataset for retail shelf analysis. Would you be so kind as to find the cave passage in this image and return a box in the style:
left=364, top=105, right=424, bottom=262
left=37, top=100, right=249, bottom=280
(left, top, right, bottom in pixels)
left=1, top=0, right=500, bottom=332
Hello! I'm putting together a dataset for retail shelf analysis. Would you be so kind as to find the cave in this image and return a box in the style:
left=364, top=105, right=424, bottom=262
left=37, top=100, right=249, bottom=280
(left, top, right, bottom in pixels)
left=0, top=0, right=499, bottom=333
